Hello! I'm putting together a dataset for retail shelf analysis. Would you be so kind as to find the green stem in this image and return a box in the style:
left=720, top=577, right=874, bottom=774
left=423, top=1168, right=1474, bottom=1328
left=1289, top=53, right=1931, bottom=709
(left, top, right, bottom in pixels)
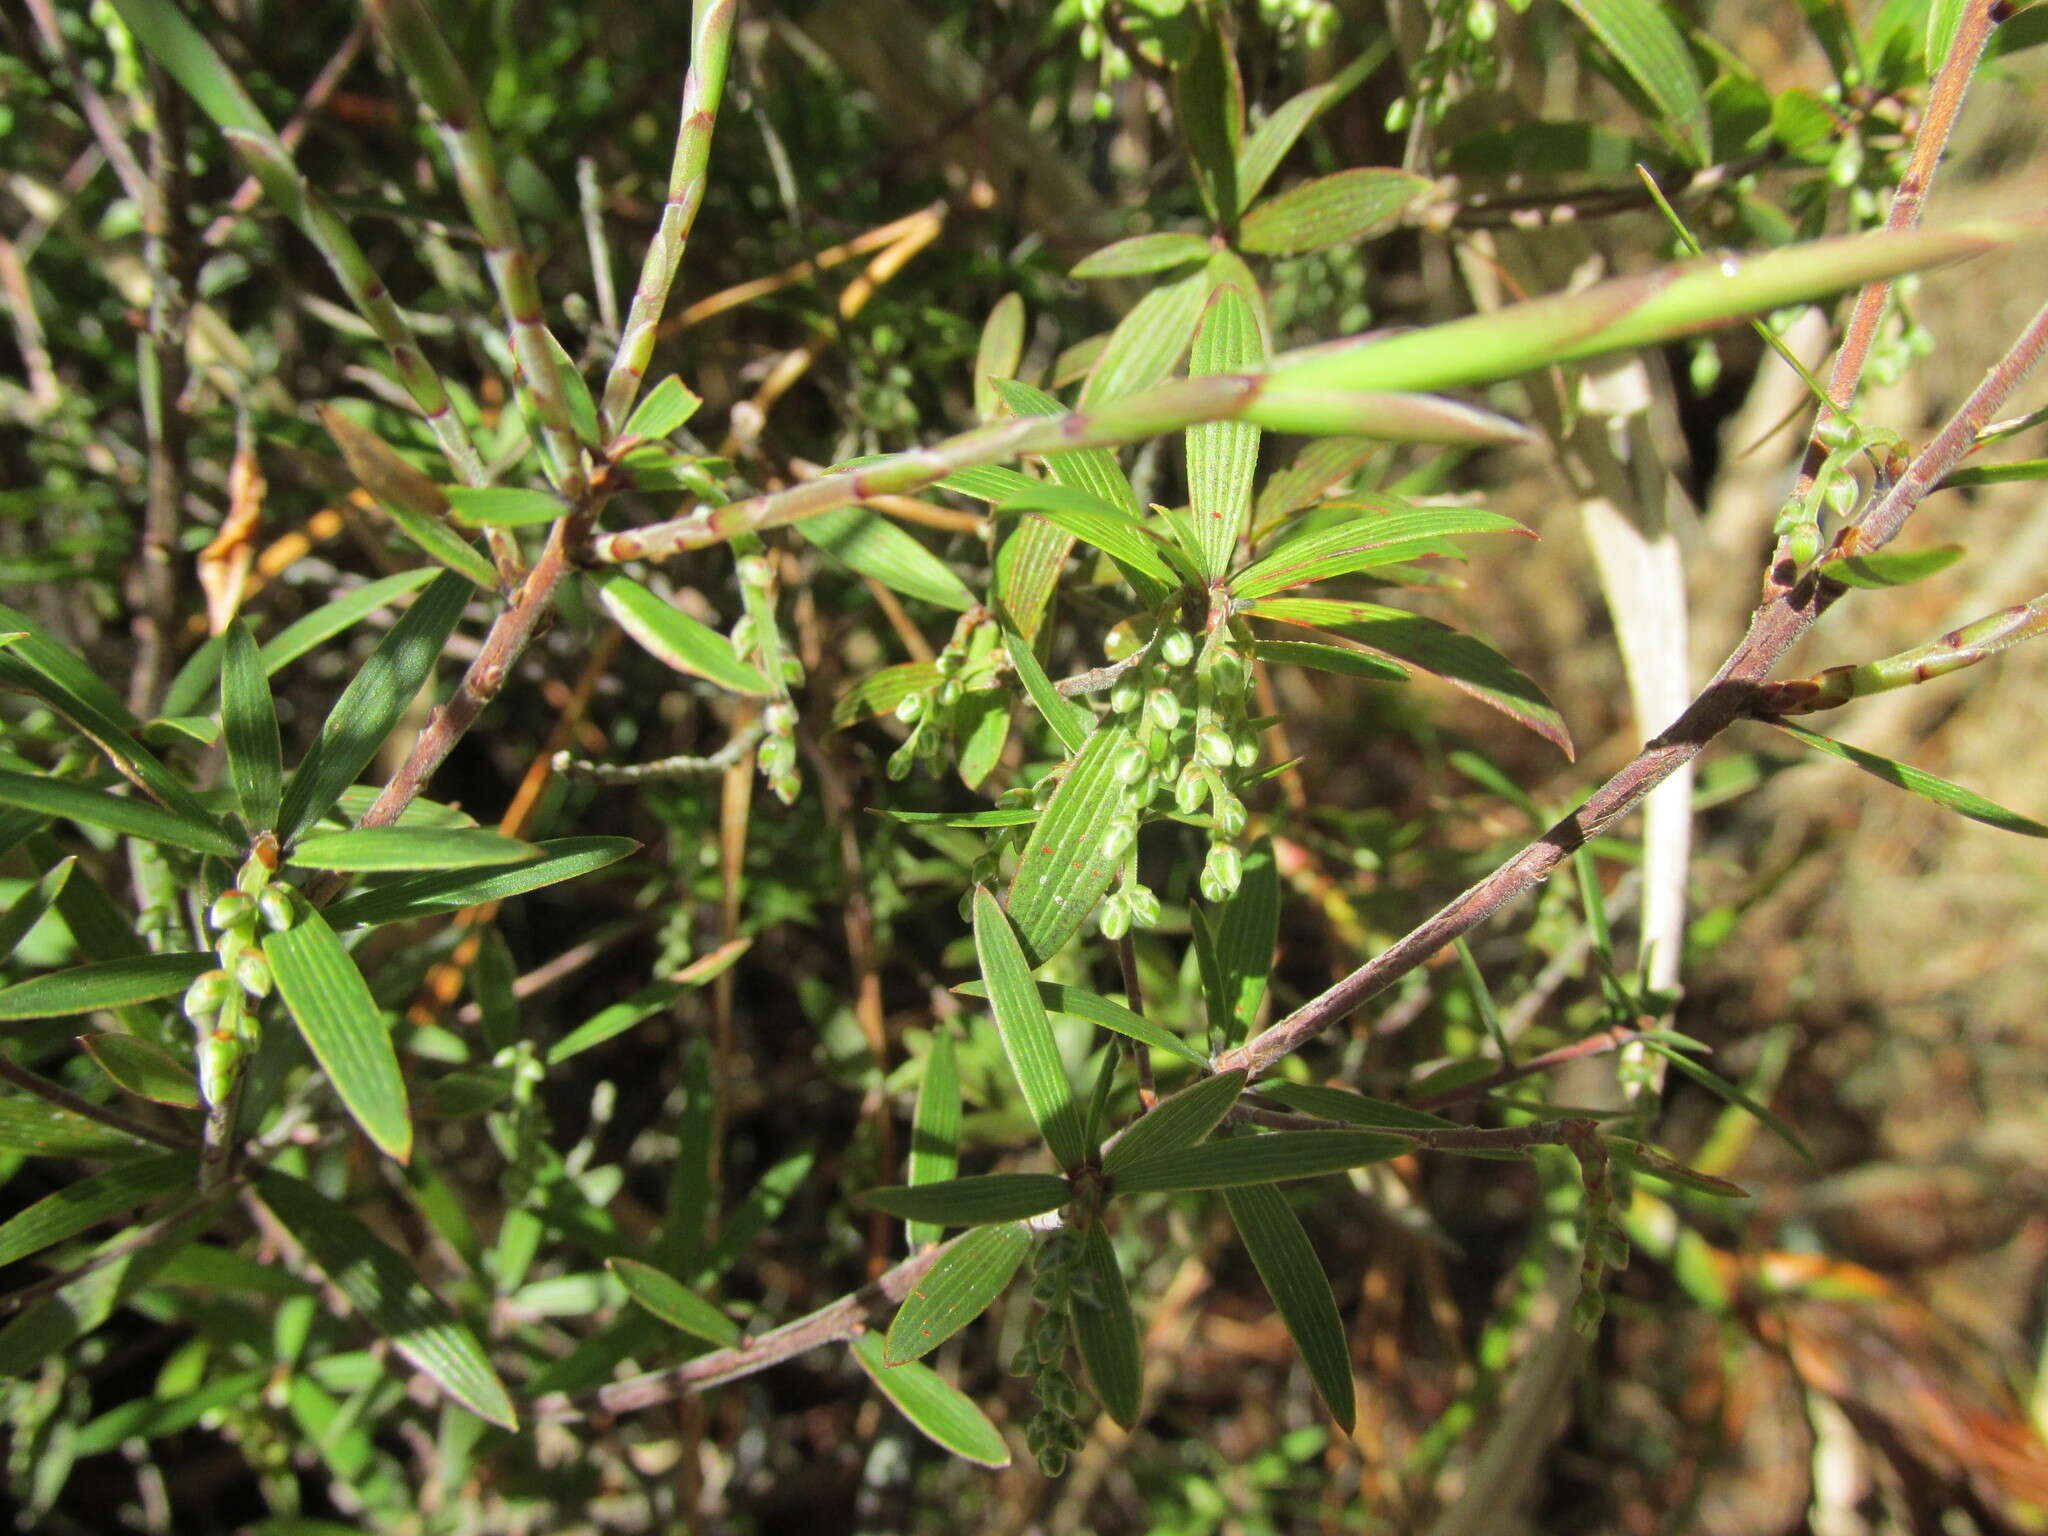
left=1754, top=594, right=2048, bottom=715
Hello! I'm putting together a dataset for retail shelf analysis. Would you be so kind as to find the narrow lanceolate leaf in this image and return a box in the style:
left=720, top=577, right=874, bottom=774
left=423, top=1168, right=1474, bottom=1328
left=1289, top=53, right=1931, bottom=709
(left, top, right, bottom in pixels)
left=994, top=521, right=1076, bottom=644
left=79, top=1032, right=202, bottom=1109
left=0, top=859, right=72, bottom=962
left=255, top=570, right=441, bottom=680
left=1072, top=232, right=1212, bottom=279
left=973, top=292, right=1027, bottom=422
left=973, top=889, right=1088, bottom=1170
left=832, top=662, right=942, bottom=729
left=907, top=1028, right=961, bottom=1250
left=1174, top=21, right=1243, bottom=225
left=1002, top=725, right=1132, bottom=965
left=885, top=1220, right=1029, bottom=1364
left=1068, top=1222, right=1141, bottom=1429
left=1252, top=640, right=1408, bottom=683
left=1234, top=47, right=1382, bottom=212
left=0, top=771, right=237, bottom=860
left=256, top=1172, right=516, bottom=1428
left=318, top=406, right=498, bottom=589
left=1110, top=1129, right=1409, bottom=1193
left=1815, top=544, right=1965, bottom=590
left=1223, top=1184, right=1354, bottom=1430
left=0, top=1096, right=155, bottom=1158
left=608, top=1258, right=741, bottom=1347
left=1233, top=507, right=1528, bottom=600
left=0, top=645, right=211, bottom=828
left=276, top=570, right=473, bottom=847
left=442, top=487, right=563, bottom=528
left=796, top=507, right=975, bottom=611
left=1103, top=1071, right=1247, bottom=1175
left=220, top=619, right=282, bottom=833
left=285, top=827, right=540, bottom=872
left=0, top=1153, right=197, bottom=1268
left=1079, top=269, right=1211, bottom=408
left=1247, top=597, right=1572, bottom=755
left=588, top=572, right=771, bottom=696
left=0, top=953, right=213, bottom=1021
left=0, top=1198, right=213, bottom=1377
left=1188, top=286, right=1265, bottom=580
left=956, top=689, right=1011, bottom=792
left=1768, top=720, right=2048, bottom=837
left=0, top=602, right=135, bottom=729
left=997, top=483, right=1179, bottom=602
left=1636, top=1039, right=1815, bottom=1167
left=997, top=609, right=1093, bottom=756
left=859, top=1173, right=1071, bottom=1226
left=546, top=979, right=686, bottom=1066
left=323, top=836, right=638, bottom=928
left=851, top=1331, right=1011, bottom=1468
left=1214, top=838, right=1278, bottom=1040
left=1562, top=0, right=1711, bottom=165
left=1238, top=168, right=1431, bottom=256
left=1258, top=1081, right=1455, bottom=1132
left=264, top=893, right=411, bottom=1162
left=953, top=980, right=1207, bottom=1067
left=1255, top=439, right=1381, bottom=525
left=620, top=375, right=703, bottom=442
left=1266, top=225, right=2011, bottom=398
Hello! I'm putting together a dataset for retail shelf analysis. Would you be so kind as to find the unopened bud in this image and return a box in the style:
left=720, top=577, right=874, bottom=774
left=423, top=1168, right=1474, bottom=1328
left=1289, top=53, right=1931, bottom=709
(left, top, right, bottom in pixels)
left=1145, top=689, right=1180, bottom=732
left=183, top=970, right=234, bottom=1021
left=1159, top=629, right=1195, bottom=668
left=232, top=950, right=272, bottom=1000
left=208, top=890, right=254, bottom=933
left=256, top=886, right=296, bottom=933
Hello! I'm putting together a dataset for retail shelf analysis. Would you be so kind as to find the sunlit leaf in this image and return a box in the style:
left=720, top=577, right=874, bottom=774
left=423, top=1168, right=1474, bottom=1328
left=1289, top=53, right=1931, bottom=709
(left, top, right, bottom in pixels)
left=1235, top=47, right=1384, bottom=211
left=0, top=1153, right=196, bottom=1268
left=850, top=1331, right=1011, bottom=1467
left=907, top=1028, right=961, bottom=1250
left=1234, top=507, right=1528, bottom=599
left=620, top=375, right=703, bottom=441
left=442, top=487, right=562, bottom=527
left=608, top=1258, right=740, bottom=1346
left=1173, top=19, right=1242, bottom=225
left=1187, top=285, right=1265, bottom=580
left=1002, top=724, right=1131, bottom=964
left=219, top=619, right=282, bottom=834
left=972, top=888, right=1087, bottom=1170
left=1768, top=719, right=2048, bottom=838
left=0, top=952, right=213, bottom=1021
left=884, top=1220, right=1029, bottom=1364
left=797, top=507, right=976, bottom=611
left=1239, top=168, right=1430, bottom=255
left=286, top=827, right=539, bottom=872
left=256, top=1172, right=516, bottom=1427
left=996, top=608, right=1093, bottom=756
left=587, top=572, right=771, bottom=696
left=1251, top=639, right=1409, bottom=683
left=264, top=893, right=411, bottom=1162
left=0, top=859, right=71, bottom=963
left=859, top=1173, right=1071, bottom=1225
left=832, top=662, right=942, bottom=730
left=973, top=293, right=1027, bottom=422
left=1815, top=544, right=1965, bottom=589
left=1079, top=269, right=1210, bottom=408
left=1072, top=232, right=1211, bottom=279
left=953, top=979, right=1207, bottom=1067
left=1102, top=1071, right=1246, bottom=1175
left=1563, top=0, right=1712, bottom=164
left=0, top=655, right=218, bottom=829
left=0, top=771, right=235, bottom=861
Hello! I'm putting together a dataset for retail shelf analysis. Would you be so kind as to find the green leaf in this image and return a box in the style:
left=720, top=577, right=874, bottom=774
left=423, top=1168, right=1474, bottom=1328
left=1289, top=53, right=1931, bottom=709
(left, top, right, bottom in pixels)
left=78, top=1033, right=202, bottom=1110
left=1257, top=1081, right=1455, bottom=1131
left=442, top=487, right=563, bottom=527
left=0, top=858, right=72, bottom=962
left=884, top=1220, right=1029, bottom=1364
left=546, top=980, right=683, bottom=1066
left=587, top=572, right=772, bottom=696
left=1253, top=438, right=1381, bottom=525
left=997, top=483, right=1179, bottom=602
left=859, top=1173, right=1071, bottom=1225
left=1816, top=544, right=1965, bottom=589
left=1768, top=719, right=2048, bottom=838
left=994, top=519, right=1076, bottom=645
left=1606, top=1137, right=1751, bottom=1199
left=1110, top=1129, right=1409, bottom=1193
left=1251, top=639, right=1409, bottom=683
left=1562, top=0, right=1712, bottom=164
left=972, top=888, right=1088, bottom=1170
left=1238, top=168, right=1430, bottom=256
left=939, top=464, right=1042, bottom=505
left=73, top=1370, right=271, bottom=1457
left=1247, top=596, right=1572, bottom=755
left=1078, top=268, right=1211, bottom=408
left=1067, top=1222, right=1141, bottom=1428
left=0, top=1197, right=213, bottom=1377
left=850, top=1331, right=1011, bottom=1468
left=323, top=836, right=638, bottom=928
left=1926, top=0, right=1968, bottom=70
left=0, top=603, right=134, bottom=729
left=607, top=1258, right=740, bottom=1346
left=996, top=608, right=1093, bottom=756
left=1103, top=1071, right=1246, bottom=1175
left=620, top=375, right=702, bottom=441
left=1072, top=232, right=1212, bottom=279
left=1187, top=285, right=1265, bottom=580
left=220, top=619, right=283, bottom=834
left=1234, top=46, right=1384, bottom=212
left=1233, top=506, right=1528, bottom=599
left=0, top=654, right=219, bottom=829
left=1173, top=19, right=1242, bottom=225
left=275, top=571, right=473, bottom=847
left=0, top=1153, right=197, bottom=1268
left=991, top=378, right=1144, bottom=516
left=256, top=1172, right=516, bottom=1428
left=317, top=406, right=498, bottom=589
left=795, top=507, right=976, bottom=611
left=1638, top=1038, right=1816, bottom=1166
left=973, top=292, right=1027, bottom=422
left=884, top=808, right=1039, bottom=828
left=0, top=770, right=236, bottom=860
left=1002, top=723, right=1132, bottom=964
left=1222, top=1184, right=1354, bottom=1429
left=104, top=0, right=270, bottom=136
left=956, top=689, right=1012, bottom=792
left=907, top=1028, right=961, bottom=1250
left=256, top=570, right=442, bottom=679
left=0, top=1095, right=157, bottom=1158
left=1212, top=837, right=1278, bottom=1042
left=953, top=980, right=1207, bottom=1067
left=285, top=827, right=540, bottom=872
left=832, top=661, right=942, bottom=729
left=264, top=894, right=411, bottom=1162
left=0, top=952, right=213, bottom=1021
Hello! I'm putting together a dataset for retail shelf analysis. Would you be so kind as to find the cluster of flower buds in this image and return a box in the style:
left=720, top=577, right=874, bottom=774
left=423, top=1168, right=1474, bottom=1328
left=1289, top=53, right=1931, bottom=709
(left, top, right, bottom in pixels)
left=1009, top=1226, right=1102, bottom=1477
left=1383, top=0, right=1499, bottom=132
left=888, top=617, right=1000, bottom=783
left=182, top=836, right=292, bottom=1111
left=731, top=548, right=806, bottom=806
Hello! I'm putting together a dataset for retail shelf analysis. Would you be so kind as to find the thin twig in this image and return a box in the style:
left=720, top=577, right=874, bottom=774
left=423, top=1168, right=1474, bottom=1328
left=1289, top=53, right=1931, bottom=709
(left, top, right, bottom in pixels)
left=0, top=1194, right=220, bottom=1318
left=21, top=0, right=150, bottom=208
left=555, top=721, right=765, bottom=784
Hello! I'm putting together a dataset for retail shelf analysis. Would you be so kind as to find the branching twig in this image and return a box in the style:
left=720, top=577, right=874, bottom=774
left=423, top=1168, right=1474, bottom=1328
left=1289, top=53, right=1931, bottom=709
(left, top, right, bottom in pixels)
left=554, top=720, right=764, bottom=784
